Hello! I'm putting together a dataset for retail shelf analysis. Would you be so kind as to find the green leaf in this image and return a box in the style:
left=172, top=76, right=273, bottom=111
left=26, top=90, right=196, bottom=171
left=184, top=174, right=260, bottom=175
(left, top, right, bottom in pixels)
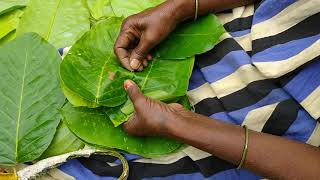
left=110, top=0, right=164, bottom=17
left=40, top=122, right=85, bottom=159
left=154, top=15, right=225, bottom=59
left=16, top=0, right=90, bottom=48
left=0, top=0, right=27, bottom=16
left=0, top=9, right=24, bottom=39
left=0, top=33, right=65, bottom=166
left=60, top=17, right=194, bottom=111
left=86, top=0, right=115, bottom=20
left=62, top=103, right=182, bottom=158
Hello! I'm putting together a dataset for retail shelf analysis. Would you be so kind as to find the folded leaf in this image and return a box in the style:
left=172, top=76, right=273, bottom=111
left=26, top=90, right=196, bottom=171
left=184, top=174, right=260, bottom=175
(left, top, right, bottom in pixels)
left=0, top=0, right=27, bottom=16
left=0, top=33, right=65, bottom=165
left=110, top=0, right=164, bottom=17
left=0, top=30, right=16, bottom=46
left=62, top=103, right=182, bottom=157
left=17, top=0, right=90, bottom=48
left=154, top=15, right=225, bottom=59
left=40, top=122, right=85, bottom=159
left=60, top=18, right=194, bottom=110
left=0, top=9, right=24, bottom=39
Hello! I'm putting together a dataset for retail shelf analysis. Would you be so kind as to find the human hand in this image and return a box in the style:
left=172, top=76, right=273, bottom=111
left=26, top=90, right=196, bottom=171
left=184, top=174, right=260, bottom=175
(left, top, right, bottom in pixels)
left=123, top=80, right=188, bottom=136
left=114, top=0, right=194, bottom=71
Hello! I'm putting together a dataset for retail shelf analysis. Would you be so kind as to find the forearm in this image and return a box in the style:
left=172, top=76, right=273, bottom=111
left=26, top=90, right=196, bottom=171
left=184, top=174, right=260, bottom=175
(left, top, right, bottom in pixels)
left=170, top=0, right=257, bottom=22
left=166, top=112, right=320, bottom=179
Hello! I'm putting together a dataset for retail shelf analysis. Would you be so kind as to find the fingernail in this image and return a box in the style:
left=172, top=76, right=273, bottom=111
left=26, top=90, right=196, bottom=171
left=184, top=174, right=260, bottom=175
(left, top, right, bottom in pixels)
left=124, top=80, right=134, bottom=90
left=130, top=59, right=141, bottom=69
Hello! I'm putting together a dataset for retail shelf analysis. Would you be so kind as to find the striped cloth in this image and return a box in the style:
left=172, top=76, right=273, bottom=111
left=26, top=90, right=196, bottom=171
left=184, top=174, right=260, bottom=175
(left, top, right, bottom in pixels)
left=56, top=0, right=320, bottom=179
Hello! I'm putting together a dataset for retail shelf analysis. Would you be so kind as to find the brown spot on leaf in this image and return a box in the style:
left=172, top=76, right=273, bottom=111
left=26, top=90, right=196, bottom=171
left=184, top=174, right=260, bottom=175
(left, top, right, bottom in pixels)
left=108, top=71, right=116, bottom=80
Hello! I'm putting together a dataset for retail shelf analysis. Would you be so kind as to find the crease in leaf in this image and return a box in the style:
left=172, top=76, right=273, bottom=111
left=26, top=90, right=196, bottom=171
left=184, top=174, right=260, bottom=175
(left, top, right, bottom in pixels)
left=0, top=0, right=27, bottom=16
left=0, top=9, right=24, bottom=39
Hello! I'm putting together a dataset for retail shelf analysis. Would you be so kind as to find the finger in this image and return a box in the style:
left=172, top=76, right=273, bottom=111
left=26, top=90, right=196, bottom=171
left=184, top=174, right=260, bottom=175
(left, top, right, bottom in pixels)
left=137, top=65, right=144, bottom=71
left=130, top=35, right=155, bottom=70
left=143, top=60, right=148, bottom=67
left=115, top=48, right=133, bottom=71
left=124, top=80, right=144, bottom=103
left=147, top=54, right=152, bottom=61
left=123, top=114, right=138, bottom=135
left=114, top=30, right=137, bottom=71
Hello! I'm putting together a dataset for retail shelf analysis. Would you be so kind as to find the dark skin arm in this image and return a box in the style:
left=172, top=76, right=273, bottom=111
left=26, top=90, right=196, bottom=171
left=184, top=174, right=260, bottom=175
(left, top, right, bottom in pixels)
left=115, top=1, right=320, bottom=179
left=123, top=80, right=320, bottom=180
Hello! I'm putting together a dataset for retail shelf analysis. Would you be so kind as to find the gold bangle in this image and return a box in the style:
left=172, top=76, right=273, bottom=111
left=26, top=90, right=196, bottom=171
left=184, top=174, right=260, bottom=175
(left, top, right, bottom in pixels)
left=237, top=125, right=249, bottom=169
left=194, top=0, right=199, bottom=21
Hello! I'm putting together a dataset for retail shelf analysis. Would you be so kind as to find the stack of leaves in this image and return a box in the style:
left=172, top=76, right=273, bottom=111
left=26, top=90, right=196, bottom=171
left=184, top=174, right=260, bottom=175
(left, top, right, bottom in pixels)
left=0, top=0, right=224, bottom=167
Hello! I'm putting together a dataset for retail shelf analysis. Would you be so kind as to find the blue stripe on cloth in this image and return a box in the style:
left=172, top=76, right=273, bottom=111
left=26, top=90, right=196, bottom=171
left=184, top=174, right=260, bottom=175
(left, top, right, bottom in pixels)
left=284, top=109, right=317, bottom=142
left=59, top=159, right=116, bottom=180
left=253, top=0, right=297, bottom=25
left=252, top=34, right=320, bottom=62
left=284, top=59, right=320, bottom=102
left=211, top=88, right=291, bottom=125
left=188, top=67, right=207, bottom=90
left=229, top=29, right=251, bottom=37
left=144, top=169, right=260, bottom=180
left=200, top=50, right=251, bottom=83
left=58, top=48, right=64, bottom=56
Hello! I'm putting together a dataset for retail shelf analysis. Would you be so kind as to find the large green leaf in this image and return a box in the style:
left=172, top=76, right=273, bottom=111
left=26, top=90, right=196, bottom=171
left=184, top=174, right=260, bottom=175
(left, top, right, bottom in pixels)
left=40, top=122, right=85, bottom=159
left=62, top=103, right=182, bottom=158
left=60, top=17, right=194, bottom=110
left=86, top=0, right=115, bottom=20
left=0, top=33, right=65, bottom=165
left=0, top=0, right=27, bottom=16
left=154, top=15, right=225, bottom=59
left=16, top=0, right=90, bottom=48
left=110, top=0, right=164, bottom=17
left=0, top=9, right=24, bottom=39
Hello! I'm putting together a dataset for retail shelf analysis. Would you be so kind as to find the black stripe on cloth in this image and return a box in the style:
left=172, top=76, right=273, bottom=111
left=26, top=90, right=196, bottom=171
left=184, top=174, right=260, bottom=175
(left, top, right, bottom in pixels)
left=196, top=38, right=243, bottom=68
left=220, top=78, right=279, bottom=112
left=224, top=16, right=253, bottom=32
left=80, top=154, right=235, bottom=179
left=254, top=0, right=264, bottom=11
left=252, top=12, right=320, bottom=54
left=194, top=66, right=305, bottom=117
left=262, top=99, right=300, bottom=136
left=194, top=155, right=235, bottom=177
left=79, top=156, right=199, bottom=179
left=195, top=97, right=225, bottom=116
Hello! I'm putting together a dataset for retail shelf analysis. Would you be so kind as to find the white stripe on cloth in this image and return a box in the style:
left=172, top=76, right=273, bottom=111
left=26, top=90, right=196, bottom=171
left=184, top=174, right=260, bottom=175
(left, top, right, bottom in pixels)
left=235, top=33, right=252, bottom=52
left=242, top=103, right=279, bottom=132
left=307, top=122, right=320, bottom=147
left=253, top=40, right=320, bottom=78
left=217, top=5, right=254, bottom=25
left=301, top=86, right=320, bottom=119
left=211, top=64, right=266, bottom=98
left=251, top=0, right=320, bottom=40
left=187, top=83, right=217, bottom=105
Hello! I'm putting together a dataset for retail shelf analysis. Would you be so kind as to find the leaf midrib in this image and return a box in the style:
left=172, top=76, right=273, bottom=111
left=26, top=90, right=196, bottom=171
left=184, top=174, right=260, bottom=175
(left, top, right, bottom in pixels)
left=95, top=55, right=112, bottom=104
left=140, top=59, right=155, bottom=91
left=45, top=0, right=62, bottom=41
left=15, top=50, right=28, bottom=162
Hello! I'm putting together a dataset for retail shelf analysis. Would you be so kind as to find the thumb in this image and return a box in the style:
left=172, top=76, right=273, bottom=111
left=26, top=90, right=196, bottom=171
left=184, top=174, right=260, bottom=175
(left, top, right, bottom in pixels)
left=130, top=36, right=154, bottom=70
left=124, top=80, right=144, bottom=103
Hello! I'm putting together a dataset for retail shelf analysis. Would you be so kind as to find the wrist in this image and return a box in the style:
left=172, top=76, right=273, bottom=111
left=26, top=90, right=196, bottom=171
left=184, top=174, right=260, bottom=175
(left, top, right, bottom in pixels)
left=167, top=0, right=195, bottom=23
